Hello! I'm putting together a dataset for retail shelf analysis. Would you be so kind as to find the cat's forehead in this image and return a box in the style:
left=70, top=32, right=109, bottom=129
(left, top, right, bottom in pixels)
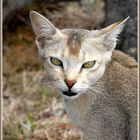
left=46, top=28, right=103, bottom=61
left=61, top=29, right=95, bottom=56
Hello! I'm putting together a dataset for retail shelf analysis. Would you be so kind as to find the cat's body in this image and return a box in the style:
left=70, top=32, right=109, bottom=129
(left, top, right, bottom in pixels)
left=64, top=50, right=137, bottom=140
left=30, top=11, right=137, bottom=140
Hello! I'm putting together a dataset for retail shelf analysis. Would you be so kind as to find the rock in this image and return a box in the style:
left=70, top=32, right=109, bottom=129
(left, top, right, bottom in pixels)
left=105, top=0, right=137, bottom=59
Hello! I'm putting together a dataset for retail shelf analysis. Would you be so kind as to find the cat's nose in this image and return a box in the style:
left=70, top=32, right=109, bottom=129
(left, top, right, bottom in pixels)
left=65, top=79, right=76, bottom=89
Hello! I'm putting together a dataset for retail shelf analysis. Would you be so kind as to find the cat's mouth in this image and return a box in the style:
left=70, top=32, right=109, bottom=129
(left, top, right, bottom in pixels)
left=62, top=91, right=78, bottom=97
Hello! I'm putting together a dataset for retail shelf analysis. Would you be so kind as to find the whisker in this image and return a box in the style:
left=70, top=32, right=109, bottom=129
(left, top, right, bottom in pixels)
left=85, top=89, right=96, bottom=101
left=88, top=87, right=111, bottom=103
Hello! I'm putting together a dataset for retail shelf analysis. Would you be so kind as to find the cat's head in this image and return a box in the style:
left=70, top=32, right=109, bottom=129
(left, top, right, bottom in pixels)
left=30, top=11, right=129, bottom=99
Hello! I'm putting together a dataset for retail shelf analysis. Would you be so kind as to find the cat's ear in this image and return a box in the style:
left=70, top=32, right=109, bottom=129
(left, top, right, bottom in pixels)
left=30, top=11, right=60, bottom=50
left=30, top=11, right=56, bottom=37
left=96, top=17, right=129, bottom=52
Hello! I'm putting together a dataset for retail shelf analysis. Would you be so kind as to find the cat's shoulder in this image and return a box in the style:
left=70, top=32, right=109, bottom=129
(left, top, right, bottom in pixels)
left=111, top=50, right=137, bottom=68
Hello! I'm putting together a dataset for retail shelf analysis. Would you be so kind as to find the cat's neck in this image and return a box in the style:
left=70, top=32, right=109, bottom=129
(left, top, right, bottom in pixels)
left=63, top=93, right=93, bottom=126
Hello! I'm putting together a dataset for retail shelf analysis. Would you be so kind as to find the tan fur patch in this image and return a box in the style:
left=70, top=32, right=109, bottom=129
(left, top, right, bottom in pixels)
left=67, top=31, right=83, bottom=56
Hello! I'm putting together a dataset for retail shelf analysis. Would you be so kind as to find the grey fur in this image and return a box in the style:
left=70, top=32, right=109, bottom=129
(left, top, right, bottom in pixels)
left=64, top=50, right=137, bottom=140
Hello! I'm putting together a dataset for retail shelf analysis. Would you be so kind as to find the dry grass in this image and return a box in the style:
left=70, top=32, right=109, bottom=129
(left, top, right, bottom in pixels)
left=3, top=70, right=83, bottom=140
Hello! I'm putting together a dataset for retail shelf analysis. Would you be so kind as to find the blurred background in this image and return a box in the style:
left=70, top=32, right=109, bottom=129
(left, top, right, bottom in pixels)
left=3, top=0, right=137, bottom=140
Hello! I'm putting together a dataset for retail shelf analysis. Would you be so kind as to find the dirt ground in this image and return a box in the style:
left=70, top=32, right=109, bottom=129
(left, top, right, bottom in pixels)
left=3, top=1, right=105, bottom=139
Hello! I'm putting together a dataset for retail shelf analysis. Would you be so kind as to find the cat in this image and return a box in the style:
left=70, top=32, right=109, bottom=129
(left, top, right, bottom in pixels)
left=30, top=11, right=137, bottom=140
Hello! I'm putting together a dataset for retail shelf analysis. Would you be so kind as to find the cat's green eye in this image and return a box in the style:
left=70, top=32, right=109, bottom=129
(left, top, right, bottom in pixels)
left=82, top=61, right=96, bottom=69
left=50, top=57, right=63, bottom=66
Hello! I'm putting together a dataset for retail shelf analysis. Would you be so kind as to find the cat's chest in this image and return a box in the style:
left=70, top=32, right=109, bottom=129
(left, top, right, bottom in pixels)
left=64, top=96, right=92, bottom=127
left=65, top=103, right=84, bottom=126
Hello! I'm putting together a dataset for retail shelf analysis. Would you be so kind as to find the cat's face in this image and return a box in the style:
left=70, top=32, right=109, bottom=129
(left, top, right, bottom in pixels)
left=41, top=30, right=108, bottom=98
left=30, top=11, right=128, bottom=99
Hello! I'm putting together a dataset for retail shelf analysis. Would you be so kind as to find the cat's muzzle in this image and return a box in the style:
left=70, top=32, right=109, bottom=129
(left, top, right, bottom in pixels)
left=62, top=90, right=78, bottom=97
